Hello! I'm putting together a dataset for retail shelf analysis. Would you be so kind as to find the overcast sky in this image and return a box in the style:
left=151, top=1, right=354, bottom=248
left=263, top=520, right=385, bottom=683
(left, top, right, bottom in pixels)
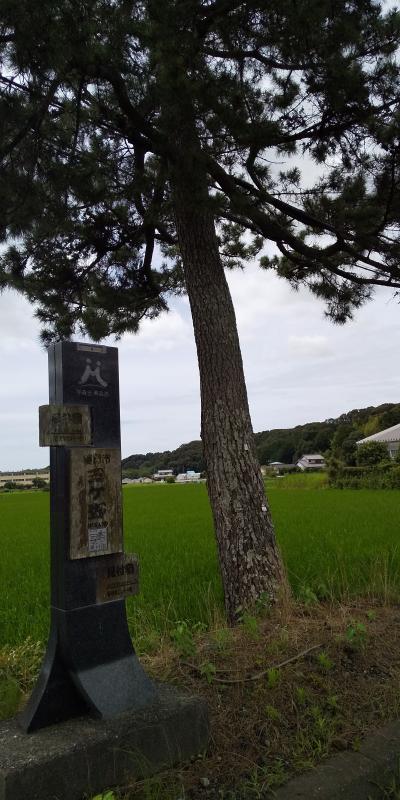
left=0, top=264, right=399, bottom=471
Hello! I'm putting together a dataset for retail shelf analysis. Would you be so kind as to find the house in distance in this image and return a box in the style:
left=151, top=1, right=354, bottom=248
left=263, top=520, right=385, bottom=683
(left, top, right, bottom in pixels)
left=152, top=469, right=174, bottom=481
left=297, top=454, right=326, bottom=471
left=357, top=423, right=400, bottom=460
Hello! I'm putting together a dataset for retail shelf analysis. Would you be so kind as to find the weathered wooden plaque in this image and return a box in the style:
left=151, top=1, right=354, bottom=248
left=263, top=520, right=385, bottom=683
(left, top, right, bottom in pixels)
left=39, top=404, right=92, bottom=447
left=96, top=553, right=139, bottom=603
left=69, top=448, right=123, bottom=559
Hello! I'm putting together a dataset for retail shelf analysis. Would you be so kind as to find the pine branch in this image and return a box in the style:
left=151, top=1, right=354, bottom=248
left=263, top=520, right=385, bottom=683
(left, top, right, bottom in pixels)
left=89, top=63, right=171, bottom=159
left=203, top=46, right=302, bottom=71
left=0, top=77, right=60, bottom=162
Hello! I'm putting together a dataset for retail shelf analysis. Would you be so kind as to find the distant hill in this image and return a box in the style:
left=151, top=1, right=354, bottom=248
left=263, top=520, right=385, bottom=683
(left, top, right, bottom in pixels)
left=122, top=402, right=400, bottom=476
left=122, top=440, right=204, bottom=477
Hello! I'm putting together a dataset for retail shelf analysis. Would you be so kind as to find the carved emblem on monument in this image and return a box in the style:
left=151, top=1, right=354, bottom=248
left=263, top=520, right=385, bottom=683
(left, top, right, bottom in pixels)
left=79, top=358, right=108, bottom=388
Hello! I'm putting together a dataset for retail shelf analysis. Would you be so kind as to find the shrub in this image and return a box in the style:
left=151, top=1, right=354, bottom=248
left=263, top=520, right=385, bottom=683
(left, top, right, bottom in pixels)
left=356, top=441, right=389, bottom=467
left=329, top=463, right=400, bottom=489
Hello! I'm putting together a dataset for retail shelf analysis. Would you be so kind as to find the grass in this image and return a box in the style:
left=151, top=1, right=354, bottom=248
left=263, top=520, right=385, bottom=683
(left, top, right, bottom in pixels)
left=265, top=471, right=328, bottom=490
left=0, top=482, right=400, bottom=649
left=90, top=602, right=400, bottom=799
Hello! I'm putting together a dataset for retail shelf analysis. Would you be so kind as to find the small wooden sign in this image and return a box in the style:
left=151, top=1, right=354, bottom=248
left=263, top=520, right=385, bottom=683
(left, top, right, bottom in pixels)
left=39, top=404, right=92, bottom=447
left=69, top=448, right=123, bottom=559
left=96, top=553, right=139, bottom=603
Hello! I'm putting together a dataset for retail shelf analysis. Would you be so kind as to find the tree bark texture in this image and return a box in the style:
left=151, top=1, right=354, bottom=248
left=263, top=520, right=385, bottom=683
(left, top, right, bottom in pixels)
left=172, top=157, right=288, bottom=622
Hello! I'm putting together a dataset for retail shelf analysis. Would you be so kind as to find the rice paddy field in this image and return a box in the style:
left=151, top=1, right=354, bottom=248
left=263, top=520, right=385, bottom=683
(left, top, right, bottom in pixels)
left=1, top=479, right=399, bottom=650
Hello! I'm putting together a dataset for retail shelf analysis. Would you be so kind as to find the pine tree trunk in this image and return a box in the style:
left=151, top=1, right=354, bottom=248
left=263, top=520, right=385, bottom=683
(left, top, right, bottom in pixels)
left=172, top=157, right=288, bottom=623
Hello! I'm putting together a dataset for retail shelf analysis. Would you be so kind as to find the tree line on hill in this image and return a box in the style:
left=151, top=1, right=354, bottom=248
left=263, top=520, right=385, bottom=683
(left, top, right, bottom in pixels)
left=122, top=402, right=400, bottom=477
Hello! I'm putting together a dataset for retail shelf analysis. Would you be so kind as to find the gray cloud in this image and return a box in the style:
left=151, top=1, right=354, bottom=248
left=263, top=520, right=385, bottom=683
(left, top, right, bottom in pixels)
left=0, top=270, right=399, bottom=470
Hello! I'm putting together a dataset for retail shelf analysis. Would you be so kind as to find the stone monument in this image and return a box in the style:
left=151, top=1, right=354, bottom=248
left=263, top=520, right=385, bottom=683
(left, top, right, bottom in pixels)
left=20, top=341, right=157, bottom=731
left=0, top=341, right=208, bottom=800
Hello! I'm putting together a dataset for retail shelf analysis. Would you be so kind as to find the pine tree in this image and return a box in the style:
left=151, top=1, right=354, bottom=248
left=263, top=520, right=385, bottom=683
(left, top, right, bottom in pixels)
left=1, top=1, right=399, bottom=620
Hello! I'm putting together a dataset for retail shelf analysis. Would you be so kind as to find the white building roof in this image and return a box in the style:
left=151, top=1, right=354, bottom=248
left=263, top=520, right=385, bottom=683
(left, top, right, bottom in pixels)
left=298, top=454, right=325, bottom=461
left=357, top=423, right=400, bottom=445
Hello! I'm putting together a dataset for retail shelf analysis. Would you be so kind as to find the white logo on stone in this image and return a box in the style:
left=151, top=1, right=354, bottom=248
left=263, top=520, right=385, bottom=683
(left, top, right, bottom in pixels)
left=79, top=358, right=108, bottom=388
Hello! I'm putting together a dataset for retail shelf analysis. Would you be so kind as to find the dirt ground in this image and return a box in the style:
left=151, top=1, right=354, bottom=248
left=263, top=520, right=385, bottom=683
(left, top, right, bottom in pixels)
left=124, top=601, right=400, bottom=799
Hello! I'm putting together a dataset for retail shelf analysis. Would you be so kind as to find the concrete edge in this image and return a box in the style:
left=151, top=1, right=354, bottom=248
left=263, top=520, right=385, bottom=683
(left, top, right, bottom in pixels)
left=271, top=719, right=400, bottom=799
left=0, top=684, right=209, bottom=800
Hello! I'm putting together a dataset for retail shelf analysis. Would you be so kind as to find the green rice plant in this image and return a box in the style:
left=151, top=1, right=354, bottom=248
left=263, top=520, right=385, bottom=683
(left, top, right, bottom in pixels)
left=1, top=484, right=400, bottom=654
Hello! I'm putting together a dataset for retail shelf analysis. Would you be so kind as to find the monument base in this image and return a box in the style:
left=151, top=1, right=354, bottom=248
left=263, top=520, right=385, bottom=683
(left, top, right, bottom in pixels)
left=0, top=685, right=209, bottom=800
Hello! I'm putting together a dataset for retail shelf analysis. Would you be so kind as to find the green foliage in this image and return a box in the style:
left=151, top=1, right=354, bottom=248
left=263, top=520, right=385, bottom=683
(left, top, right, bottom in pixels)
left=356, top=441, right=390, bottom=467
left=0, top=2, right=399, bottom=340
left=170, top=621, right=197, bottom=657
left=238, top=612, right=260, bottom=639
left=298, top=585, right=319, bottom=605
left=212, top=626, right=234, bottom=652
left=294, top=687, right=309, bottom=707
left=0, top=677, right=22, bottom=719
left=123, top=440, right=204, bottom=476
left=316, top=652, right=334, bottom=672
left=329, top=463, right=400, bottom=489
left=238, top=758, right=288, bottom=798
left=199, top=660, right=217, bottom=684
left=121, top=403, right=400, bottom=475
left=345, top=621, right=368, bottom=649
left=363, top=417, right=382, bottom=437
left=266, top=668, right=280, bottom=690
left=0, top=638, right=43, bottom=691
left=326, top=694, right=339, bottom=712
left=0, top=639, right=43, bottom=720
left=264, top=704, right=281, bottom=721
left=32, top=478, right=48, bottom=490
left=91, top=793, right=117, bottom=800
left=268, top=472, right=327, bottom=490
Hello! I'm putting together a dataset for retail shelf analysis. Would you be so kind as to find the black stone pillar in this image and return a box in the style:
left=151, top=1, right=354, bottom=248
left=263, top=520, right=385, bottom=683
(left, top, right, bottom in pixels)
left=19, top=342, right=157, bottom=733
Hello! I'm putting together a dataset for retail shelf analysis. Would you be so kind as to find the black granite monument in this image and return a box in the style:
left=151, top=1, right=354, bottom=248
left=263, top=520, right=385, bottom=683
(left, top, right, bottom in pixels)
left=19, top=341, right=158, bottom=732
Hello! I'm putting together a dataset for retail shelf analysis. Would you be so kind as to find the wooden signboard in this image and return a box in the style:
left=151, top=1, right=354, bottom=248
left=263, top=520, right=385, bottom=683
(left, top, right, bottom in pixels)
left=69, top=448, right=123, bottom=559
left=96, top=553, right=139, bottom=603
left=39, top=404, right=92, bottom=447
